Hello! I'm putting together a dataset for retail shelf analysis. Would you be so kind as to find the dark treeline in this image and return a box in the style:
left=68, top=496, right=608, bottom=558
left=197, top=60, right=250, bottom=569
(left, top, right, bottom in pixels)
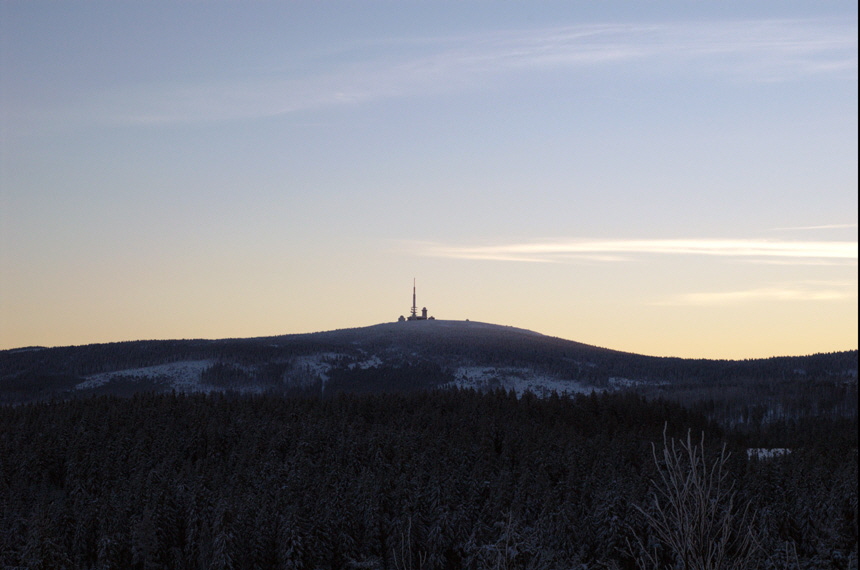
left=633, top=372, right=858, bottom=428
left=2, top=339, right=856, bottom=437
left=0, top=338, right=336, bottom=379
left=0, top=389, right=855, bottom=569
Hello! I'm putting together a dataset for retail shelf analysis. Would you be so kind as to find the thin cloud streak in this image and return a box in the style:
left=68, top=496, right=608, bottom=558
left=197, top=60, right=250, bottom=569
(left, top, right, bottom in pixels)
left=770, top=223, right=858, bottom=231
left=654, top=283, right=857, bottom=306
left=419, top=238, right=858, bottom=263
left=89, top=17, right=856, bottom=125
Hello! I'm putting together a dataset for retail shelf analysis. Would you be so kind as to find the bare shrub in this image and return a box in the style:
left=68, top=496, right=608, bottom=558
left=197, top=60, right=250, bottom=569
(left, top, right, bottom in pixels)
left=630, top=428, right=758, bottom=570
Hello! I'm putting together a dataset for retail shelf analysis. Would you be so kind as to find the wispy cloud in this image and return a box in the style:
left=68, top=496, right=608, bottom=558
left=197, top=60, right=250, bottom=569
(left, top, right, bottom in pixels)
left=418, top=238, right=858, bottom=264
left=770, top=223, right=858, bottom=231
left=99, top=17, right=856, bottom=125
left=436, top=18, right=857, bottom=80
left=654, top=282, right=857, bottom=306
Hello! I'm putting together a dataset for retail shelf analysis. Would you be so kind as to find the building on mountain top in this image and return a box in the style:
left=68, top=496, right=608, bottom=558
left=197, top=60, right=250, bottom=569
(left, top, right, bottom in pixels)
left=398, top=279, right=434, bottom=322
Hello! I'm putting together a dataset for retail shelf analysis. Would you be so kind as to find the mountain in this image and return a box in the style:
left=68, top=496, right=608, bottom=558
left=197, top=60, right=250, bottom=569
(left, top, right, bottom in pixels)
left=1, top=319, right=856, bottom=424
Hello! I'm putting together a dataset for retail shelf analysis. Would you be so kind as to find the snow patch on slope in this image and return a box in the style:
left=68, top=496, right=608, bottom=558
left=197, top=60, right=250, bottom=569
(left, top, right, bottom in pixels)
left=747, top=448, right=792, bottom=460
left=289, top=352, right=385, bottom=384
left=290, top=353, right=343, bottom=383
left=349, top=355, right=383, bottom=370
left=77, top=360, right=215, bottom=392
left=446, top=366, right=596, bottom=397
left=608, top=377, right=638, bottom=388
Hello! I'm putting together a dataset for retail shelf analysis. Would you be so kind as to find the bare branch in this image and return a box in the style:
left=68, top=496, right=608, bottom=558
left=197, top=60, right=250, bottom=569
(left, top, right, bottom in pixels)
left=630, top=426, right=759, bottom=570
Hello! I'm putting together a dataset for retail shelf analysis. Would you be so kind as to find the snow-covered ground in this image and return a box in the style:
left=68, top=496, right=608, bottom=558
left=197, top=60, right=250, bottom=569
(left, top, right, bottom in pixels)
left=445, top=366, right=596, bottom=397
left=290, top=353, right=336, bottom=383
left=349, top=355, right=383, bottom=370
left=75, top=355, right=598, bottom=398
left=608, top=377, right=637, bottom=388
left=747, top=448, right=792, bottom=460
left=289, top=352, right=386, bottom=384
left=76, top=360, right=215, bottom=392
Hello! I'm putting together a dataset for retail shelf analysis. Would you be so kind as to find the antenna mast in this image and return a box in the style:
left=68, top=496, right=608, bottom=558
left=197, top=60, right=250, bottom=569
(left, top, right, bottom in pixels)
left=411, top=278, right=418, bottom=318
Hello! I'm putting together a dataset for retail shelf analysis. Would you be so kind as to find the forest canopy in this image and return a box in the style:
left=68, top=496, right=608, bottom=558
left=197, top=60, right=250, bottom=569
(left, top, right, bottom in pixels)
left=0, top=389, right=855, bottom=569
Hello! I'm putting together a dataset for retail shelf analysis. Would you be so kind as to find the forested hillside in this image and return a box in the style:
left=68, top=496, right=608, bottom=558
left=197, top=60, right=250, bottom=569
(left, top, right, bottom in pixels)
left=1, top=322, right=855, bottom=568
left=0, top=390, right=856, bottom=569
left=1, top=321, right=856, bottom=431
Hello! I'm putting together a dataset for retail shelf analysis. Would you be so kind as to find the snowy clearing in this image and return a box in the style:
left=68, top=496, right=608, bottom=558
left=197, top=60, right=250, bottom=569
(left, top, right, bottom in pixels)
left=747, top=448, right=792, bottom=460
left=289, top=353, right=345, bottom=384
left=77, top=360, right=214, bottom=392
left=348, top=355, right=384, bottom=370
left=446, top=366, right=596, bottom=397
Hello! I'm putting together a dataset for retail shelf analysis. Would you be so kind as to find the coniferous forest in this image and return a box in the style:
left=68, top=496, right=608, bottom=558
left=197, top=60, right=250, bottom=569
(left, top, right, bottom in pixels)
left=0, top=389, right=856, bottom=569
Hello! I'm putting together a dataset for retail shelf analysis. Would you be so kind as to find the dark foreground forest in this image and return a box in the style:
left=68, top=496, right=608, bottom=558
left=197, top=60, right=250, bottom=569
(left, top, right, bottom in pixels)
left=0, top=390, right=856, bottom=570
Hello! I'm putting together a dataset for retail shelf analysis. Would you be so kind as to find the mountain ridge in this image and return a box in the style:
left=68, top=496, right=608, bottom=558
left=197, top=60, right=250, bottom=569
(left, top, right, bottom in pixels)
left=1, top=320, right=856, bottom=421
left=6, top=318, right=853, bottom=360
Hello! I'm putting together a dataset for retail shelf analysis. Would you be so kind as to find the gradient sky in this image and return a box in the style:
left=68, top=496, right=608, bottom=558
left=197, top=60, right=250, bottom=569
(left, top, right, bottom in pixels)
left=1, top=1, right=857, bottom=358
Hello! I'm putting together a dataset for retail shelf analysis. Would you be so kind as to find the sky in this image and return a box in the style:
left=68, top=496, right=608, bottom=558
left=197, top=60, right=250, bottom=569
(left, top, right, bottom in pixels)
left=1, top=1, right=857, bottom=359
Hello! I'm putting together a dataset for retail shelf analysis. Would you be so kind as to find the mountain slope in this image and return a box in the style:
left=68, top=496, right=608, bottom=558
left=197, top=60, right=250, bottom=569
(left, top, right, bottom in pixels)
left=1, top=320, right=856, bottom=423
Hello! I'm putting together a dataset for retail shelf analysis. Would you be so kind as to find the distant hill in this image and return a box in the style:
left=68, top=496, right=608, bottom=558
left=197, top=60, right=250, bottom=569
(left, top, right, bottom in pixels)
left=1, top=320, right=856, bottom=424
